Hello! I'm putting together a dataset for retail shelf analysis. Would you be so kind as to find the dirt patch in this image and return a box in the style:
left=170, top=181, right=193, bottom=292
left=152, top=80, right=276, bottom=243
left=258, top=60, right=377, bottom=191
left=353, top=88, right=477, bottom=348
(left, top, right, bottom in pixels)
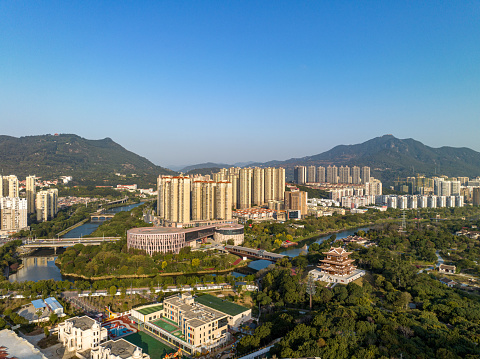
left=38, top=335, right=59, bottom=349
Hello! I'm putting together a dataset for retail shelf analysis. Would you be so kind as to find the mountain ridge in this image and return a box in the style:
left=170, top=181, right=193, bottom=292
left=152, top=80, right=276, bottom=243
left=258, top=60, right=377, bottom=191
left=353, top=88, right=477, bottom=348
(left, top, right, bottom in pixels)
left=182, top=135, right=480, bottom=184
left=0, top=134, right=174, bottom=185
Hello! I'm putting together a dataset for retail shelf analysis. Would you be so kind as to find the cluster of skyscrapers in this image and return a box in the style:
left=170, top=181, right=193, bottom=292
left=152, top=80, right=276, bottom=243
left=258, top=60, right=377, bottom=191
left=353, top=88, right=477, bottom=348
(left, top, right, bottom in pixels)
left=0, top=175, right=58, bottom=233
left=294, top=165, right=371, bottom=185
left=157, top=167, right=285, bottom=226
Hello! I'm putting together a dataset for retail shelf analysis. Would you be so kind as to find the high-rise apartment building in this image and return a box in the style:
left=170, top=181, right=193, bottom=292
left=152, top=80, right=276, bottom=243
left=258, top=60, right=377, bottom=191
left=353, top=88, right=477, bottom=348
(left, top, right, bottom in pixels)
left=361, top=167, right=371, bottom=184
left=338, top=166, right=351, bottom=184
left=307, top=166, right=316, bottom=183
left=26, top=175, right=36, bottom=214
left=285, top=191, right=308, bottom=217
left=294, top=166, right=307, bottom=185
left=252, top=168, right=265, bottom=206
left=239, top=168, right=253, bottom=209
left=275, top=167, right=286, bottom=202
left=228, top=173, right=239, bottom=208
left=352, top=166, right=361, bottom=184
left=326, top=165, right=338, bottom=184
left=215, top=181, right=233, bottom=220
left=0, top=175, right=19, bottom=198
left=157, top=176, right=191, bottom=224
left=473, top=188, right=480, bottom=206
left=36, top=189, right=58, bottom=222
left=316, top=166, right=326, bottom=183
left=0, top=197, right=27, bottom=231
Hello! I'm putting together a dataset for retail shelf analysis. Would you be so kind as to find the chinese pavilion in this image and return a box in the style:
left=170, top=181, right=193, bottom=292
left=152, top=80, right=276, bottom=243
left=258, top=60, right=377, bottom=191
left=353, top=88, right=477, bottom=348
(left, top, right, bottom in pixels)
left=319, top=247, right=356, bottom=277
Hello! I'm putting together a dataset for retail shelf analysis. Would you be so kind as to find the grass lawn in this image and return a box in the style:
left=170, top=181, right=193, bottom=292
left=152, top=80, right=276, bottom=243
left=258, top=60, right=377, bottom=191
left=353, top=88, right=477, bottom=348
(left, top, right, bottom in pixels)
left=196, top=294, right=247, bottom=316
left=137, top=305, right=164, bottom=315
left=125, top=331, right=175, bottom=359
left=152, top=319, right=178, bottom=333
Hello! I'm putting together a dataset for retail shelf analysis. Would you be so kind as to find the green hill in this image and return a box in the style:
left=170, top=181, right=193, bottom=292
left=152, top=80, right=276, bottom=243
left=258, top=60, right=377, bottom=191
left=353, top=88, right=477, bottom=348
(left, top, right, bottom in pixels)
left=250, top=135, right=480, bottom=184
left=0, top=134, right=175, bottom=186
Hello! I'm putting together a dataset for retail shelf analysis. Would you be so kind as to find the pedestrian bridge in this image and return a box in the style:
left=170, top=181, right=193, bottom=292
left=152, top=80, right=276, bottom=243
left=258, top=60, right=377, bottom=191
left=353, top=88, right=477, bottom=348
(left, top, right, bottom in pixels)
left=223, top=245, right=286, bottom=262
left=22, top=237, right=121, bottom=253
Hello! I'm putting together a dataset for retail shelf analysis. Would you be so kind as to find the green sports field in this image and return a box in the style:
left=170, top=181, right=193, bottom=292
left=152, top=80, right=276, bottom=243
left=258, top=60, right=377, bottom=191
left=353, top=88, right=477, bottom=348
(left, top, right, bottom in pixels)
left=136, top=305, right=164, bottom=315
left=195, top=294, right=247, bottom=316
left=152, top=319, right=178, bottom=333
left=125, top=331, right=175, bottom=359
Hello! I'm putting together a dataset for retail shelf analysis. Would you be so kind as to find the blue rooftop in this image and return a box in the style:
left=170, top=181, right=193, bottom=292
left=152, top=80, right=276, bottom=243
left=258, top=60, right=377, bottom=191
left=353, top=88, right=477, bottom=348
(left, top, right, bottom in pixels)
left=45, top=297, right=63, bottom=311
left=31, top=299, right=46, bottom=309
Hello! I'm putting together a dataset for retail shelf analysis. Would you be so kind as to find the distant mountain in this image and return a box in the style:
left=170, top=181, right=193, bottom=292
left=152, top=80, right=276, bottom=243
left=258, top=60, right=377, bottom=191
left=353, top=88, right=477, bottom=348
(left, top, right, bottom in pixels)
left=250, top=135, right=480, bottom=184
left=180, top=161, right=257, bottom=173
left=180, top=162, right=232, bottom=173
left=0, top=134, right=175, bottom=185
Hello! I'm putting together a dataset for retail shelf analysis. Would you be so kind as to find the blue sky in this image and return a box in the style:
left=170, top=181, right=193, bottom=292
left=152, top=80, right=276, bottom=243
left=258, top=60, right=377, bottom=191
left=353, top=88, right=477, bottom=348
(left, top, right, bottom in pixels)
left=1, top=1, right=479, bottom=169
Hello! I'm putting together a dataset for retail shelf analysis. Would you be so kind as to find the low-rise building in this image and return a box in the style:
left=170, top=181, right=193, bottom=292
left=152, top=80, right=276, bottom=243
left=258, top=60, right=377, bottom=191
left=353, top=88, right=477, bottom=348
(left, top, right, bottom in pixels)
left=131, top=304, right=164, bottom=324
left=89, top=339, right=149, bottom=359
left=439, top=277, right=457, bottom=288
left=439, top=264, right=456, bottom=274
left=58, top=316, right=108, bottom=353
left=141, top=293, right=251, bottom=355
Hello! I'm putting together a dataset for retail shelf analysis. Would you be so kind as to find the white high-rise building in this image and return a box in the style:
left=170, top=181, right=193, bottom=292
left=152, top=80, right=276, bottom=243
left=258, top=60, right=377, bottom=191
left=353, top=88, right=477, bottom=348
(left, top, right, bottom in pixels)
left=0, top=197, right=27, bottom=231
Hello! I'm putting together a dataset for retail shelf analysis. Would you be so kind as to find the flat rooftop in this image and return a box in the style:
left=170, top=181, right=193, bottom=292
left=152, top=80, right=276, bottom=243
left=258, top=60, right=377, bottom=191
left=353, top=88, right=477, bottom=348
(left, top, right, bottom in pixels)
left=100, top=339, right=139, bottom=359
left=136, top=304, right=164, bottom=316
left=195, top=294, right=249, bottom=316
left=68, top=316, right=97, bottom=330
left=0, top=329, right=47, bottom=359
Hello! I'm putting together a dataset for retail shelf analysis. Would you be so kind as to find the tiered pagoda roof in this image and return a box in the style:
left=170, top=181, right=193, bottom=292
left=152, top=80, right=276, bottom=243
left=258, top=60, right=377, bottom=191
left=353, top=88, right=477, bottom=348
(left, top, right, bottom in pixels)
left=319, top=246, right=356, bottom=277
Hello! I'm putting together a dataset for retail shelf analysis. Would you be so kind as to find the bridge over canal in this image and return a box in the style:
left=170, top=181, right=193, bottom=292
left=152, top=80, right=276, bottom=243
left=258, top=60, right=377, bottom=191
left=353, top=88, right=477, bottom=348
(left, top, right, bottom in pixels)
left=223, top=245, right=286, bottom=262
left=21, top=237, right=121, bottom=253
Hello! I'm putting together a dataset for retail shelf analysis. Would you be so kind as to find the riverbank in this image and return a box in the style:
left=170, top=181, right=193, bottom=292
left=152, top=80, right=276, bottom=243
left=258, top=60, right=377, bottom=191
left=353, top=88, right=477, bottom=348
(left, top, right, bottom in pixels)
left=272, top=222, right=376, bottom=253
left=56, top=261, right=251, bottom=281
left=56, top=218, right=89, bottom=237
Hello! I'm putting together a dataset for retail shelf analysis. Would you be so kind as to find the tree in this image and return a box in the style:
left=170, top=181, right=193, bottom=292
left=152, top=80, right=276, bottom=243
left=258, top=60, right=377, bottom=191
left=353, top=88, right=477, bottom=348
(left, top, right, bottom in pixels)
left=44, top=327, right=50, bottom=337
left=306, top=274, right=317, bottom=309
left=192, top=258, right=200, bottom=267
left=49, top=312, right=58, bottom=325
left=161, top=261, right=168, bottom=270
left=109, top=285, right=117, bottom=296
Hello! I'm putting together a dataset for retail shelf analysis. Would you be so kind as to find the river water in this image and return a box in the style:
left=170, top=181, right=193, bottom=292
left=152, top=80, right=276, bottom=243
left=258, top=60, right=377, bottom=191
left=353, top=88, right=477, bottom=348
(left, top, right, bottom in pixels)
left=9, top=203, right=143, bottom=282
left=10, top=208, right=369, bottom=283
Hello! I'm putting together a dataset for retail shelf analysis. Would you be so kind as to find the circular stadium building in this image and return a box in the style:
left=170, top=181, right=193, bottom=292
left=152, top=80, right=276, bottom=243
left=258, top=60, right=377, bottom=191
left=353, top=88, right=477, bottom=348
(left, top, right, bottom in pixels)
left=213, top=224, right=244, bottom=246
left=127, top=224, right=244, bottom=255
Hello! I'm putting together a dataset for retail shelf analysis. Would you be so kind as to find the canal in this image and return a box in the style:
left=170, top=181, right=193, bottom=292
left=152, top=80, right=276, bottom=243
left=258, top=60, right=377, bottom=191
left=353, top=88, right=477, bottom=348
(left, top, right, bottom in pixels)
left=9, top=203, right=143, bottom=282
left=10, top=209, right=369, bottom=283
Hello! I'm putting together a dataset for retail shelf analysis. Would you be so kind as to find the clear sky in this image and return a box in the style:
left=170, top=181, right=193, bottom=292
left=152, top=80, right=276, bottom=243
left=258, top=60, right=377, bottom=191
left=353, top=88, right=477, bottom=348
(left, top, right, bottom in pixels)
left=1, top=1, right=479, bottom=169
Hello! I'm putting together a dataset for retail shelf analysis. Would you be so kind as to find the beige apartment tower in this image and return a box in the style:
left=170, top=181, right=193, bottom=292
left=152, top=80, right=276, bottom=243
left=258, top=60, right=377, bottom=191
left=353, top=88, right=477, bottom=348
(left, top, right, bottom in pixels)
left=362, top=166, right=371, bottom=184
left=0, top=175, right=19, bottom=198
left=157, top=176, right=191, bottom=224
left=215, top=181, right=232, bottom=220
left=317, top=166, right=326, bottom=183
left=36, top=188, right=58, bottom=222
left=352, top=166, right=361, bottom=184
left=307, top=165, right=316, bottom=183
left=26, top=175, right=36, bottom=214
left=252, top=167, right=265, bottom=206
left=326, top=166, right=338, bottom=184
left=339, top=166, right=351, bottom=184
left=239, top=168, right=253, bottom=209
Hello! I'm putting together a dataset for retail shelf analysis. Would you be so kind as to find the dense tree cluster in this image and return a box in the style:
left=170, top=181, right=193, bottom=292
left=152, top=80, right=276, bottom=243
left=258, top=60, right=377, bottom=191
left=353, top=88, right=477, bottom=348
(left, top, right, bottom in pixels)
left=237, top=221, right=480, bottom=358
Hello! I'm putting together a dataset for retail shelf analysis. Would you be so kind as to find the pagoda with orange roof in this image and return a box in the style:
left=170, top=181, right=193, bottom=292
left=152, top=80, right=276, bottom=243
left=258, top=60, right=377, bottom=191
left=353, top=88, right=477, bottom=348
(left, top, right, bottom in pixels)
left=319, top=247, right=356, bottom=277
